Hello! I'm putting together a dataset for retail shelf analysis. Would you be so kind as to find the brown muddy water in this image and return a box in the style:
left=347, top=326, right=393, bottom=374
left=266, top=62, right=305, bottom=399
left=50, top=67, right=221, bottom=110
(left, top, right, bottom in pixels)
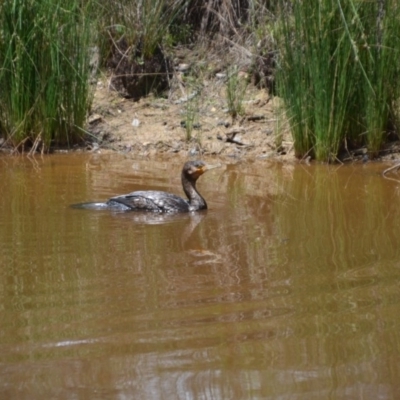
left=1, top=154, right=400, bottom=400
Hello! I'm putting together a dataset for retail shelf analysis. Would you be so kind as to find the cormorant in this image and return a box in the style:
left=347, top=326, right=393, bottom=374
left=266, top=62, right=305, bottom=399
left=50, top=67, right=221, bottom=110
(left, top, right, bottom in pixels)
left=72, top=160, right=218, bottom=212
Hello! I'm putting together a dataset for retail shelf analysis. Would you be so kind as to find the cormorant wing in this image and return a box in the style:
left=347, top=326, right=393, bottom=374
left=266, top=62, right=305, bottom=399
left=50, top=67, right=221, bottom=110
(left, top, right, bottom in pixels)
left=107, top=190, right=190, bottom=212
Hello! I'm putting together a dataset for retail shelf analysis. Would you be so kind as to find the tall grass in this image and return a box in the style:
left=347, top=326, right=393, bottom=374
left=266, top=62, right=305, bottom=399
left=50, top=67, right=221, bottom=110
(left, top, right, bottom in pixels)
left=226, top=66, right=248, bottom=122
left=358, top=0, right=400, bottom=156
left=0, top=0, right=94, bottom=149
left=276, top=0, right=400, bottom=161
left=97, top=0, right=187, bottom=60
left=184, top=91, right=200, bottom=141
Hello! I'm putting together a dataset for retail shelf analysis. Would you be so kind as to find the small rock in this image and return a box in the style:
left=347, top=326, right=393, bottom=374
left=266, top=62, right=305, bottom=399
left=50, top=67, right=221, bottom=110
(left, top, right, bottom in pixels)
left=180, top=121, right=201, bottom=129
left=217, top=120, right=230, bottom=128
left=234, top=135, right=245, bottom=145
left=88, top=114, right=102, bottom=125
left=257, top=152, right=276, bottom=159
left=226, top=127, right=245, bottom=137
left=175, top=63, right=190, bottom=72
left=132, top=118, right=140, bottom=127
left=226, top=128, right=247, bottom=145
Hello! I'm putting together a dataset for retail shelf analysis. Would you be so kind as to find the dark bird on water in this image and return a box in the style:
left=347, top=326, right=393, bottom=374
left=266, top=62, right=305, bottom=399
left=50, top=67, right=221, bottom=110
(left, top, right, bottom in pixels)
left=72, top=160, right=219, bottom=213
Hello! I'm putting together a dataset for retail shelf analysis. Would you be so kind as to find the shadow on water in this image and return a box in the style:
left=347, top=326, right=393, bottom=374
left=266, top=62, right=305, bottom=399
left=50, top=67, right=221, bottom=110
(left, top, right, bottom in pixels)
left=1, top=154, right=400, bottom=399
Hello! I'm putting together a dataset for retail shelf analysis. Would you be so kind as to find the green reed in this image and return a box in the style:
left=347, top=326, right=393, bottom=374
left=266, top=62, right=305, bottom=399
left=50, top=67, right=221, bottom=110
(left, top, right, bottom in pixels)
left=358, top=1, right=400, bottom=156
left=276, top=0, right=400, bottom=161
left=0, top=0, right=94, bottom=149
left=226, top=66, right=248, bottom=123
left=184, top=92, right=200, bottom=142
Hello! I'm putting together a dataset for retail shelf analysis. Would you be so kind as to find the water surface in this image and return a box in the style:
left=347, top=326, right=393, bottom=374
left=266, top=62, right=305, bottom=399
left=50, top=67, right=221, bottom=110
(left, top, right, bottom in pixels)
left=1, top=154, right=400, bottom=399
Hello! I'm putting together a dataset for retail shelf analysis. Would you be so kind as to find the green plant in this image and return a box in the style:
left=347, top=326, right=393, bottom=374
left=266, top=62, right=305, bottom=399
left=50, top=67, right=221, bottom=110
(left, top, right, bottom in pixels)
left=276, top=1, right=354, bottom=161
left=358, top=1, right=400, bottom=156
left=226, top=66, right=248, bottom=122
left=184, top=98, right=197, bottom=142
left=276, top=0, right=400, bottom=161
left=0, top=0, right=94, bottom=149
left=183, top=81, right=202, bottom=142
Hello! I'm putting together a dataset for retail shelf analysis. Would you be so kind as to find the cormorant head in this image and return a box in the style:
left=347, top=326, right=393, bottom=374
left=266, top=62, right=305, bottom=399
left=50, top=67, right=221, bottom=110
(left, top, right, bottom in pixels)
left=183, top=160, right=208, bottom=181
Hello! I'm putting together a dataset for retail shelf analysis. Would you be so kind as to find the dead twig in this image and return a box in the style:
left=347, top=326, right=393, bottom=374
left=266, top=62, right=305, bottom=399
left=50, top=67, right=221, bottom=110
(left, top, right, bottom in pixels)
left=11, top=137, right=30, bottom=155
left=28, top=133, right=42, bottom=156
left=382, top=162, right=400, bottom=177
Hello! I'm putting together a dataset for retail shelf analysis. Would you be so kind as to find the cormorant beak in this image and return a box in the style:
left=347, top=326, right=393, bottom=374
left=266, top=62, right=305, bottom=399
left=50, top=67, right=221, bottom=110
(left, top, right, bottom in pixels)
left=195, top=164, right=221, bottom=176
left=203, top=163, right=221, bottom=172
left=194, top=163, right=221, bottom=177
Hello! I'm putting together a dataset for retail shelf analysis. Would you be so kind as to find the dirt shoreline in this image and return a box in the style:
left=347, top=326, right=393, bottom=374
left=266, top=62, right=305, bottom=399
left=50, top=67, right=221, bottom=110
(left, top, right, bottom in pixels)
left=86, top=74, right=296, bottom=163
left=85, top=75, right=400, bottom=167
left=3, top=74, right=400, bottom=167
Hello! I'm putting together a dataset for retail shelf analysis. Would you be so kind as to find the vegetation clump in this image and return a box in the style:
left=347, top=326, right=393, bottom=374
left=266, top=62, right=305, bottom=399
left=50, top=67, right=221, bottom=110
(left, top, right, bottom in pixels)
left=0, top=0, right=94, bottom=150
left=106, top=36, right=173, bottom=100
left=98, top=0, right=187, bottom=100
left=276, top=0, right=400, bottom=161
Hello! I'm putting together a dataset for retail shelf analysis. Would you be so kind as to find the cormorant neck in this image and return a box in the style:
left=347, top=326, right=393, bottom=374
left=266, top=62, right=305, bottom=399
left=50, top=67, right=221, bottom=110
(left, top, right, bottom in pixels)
left=181, top=173, right=207, bottom=211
